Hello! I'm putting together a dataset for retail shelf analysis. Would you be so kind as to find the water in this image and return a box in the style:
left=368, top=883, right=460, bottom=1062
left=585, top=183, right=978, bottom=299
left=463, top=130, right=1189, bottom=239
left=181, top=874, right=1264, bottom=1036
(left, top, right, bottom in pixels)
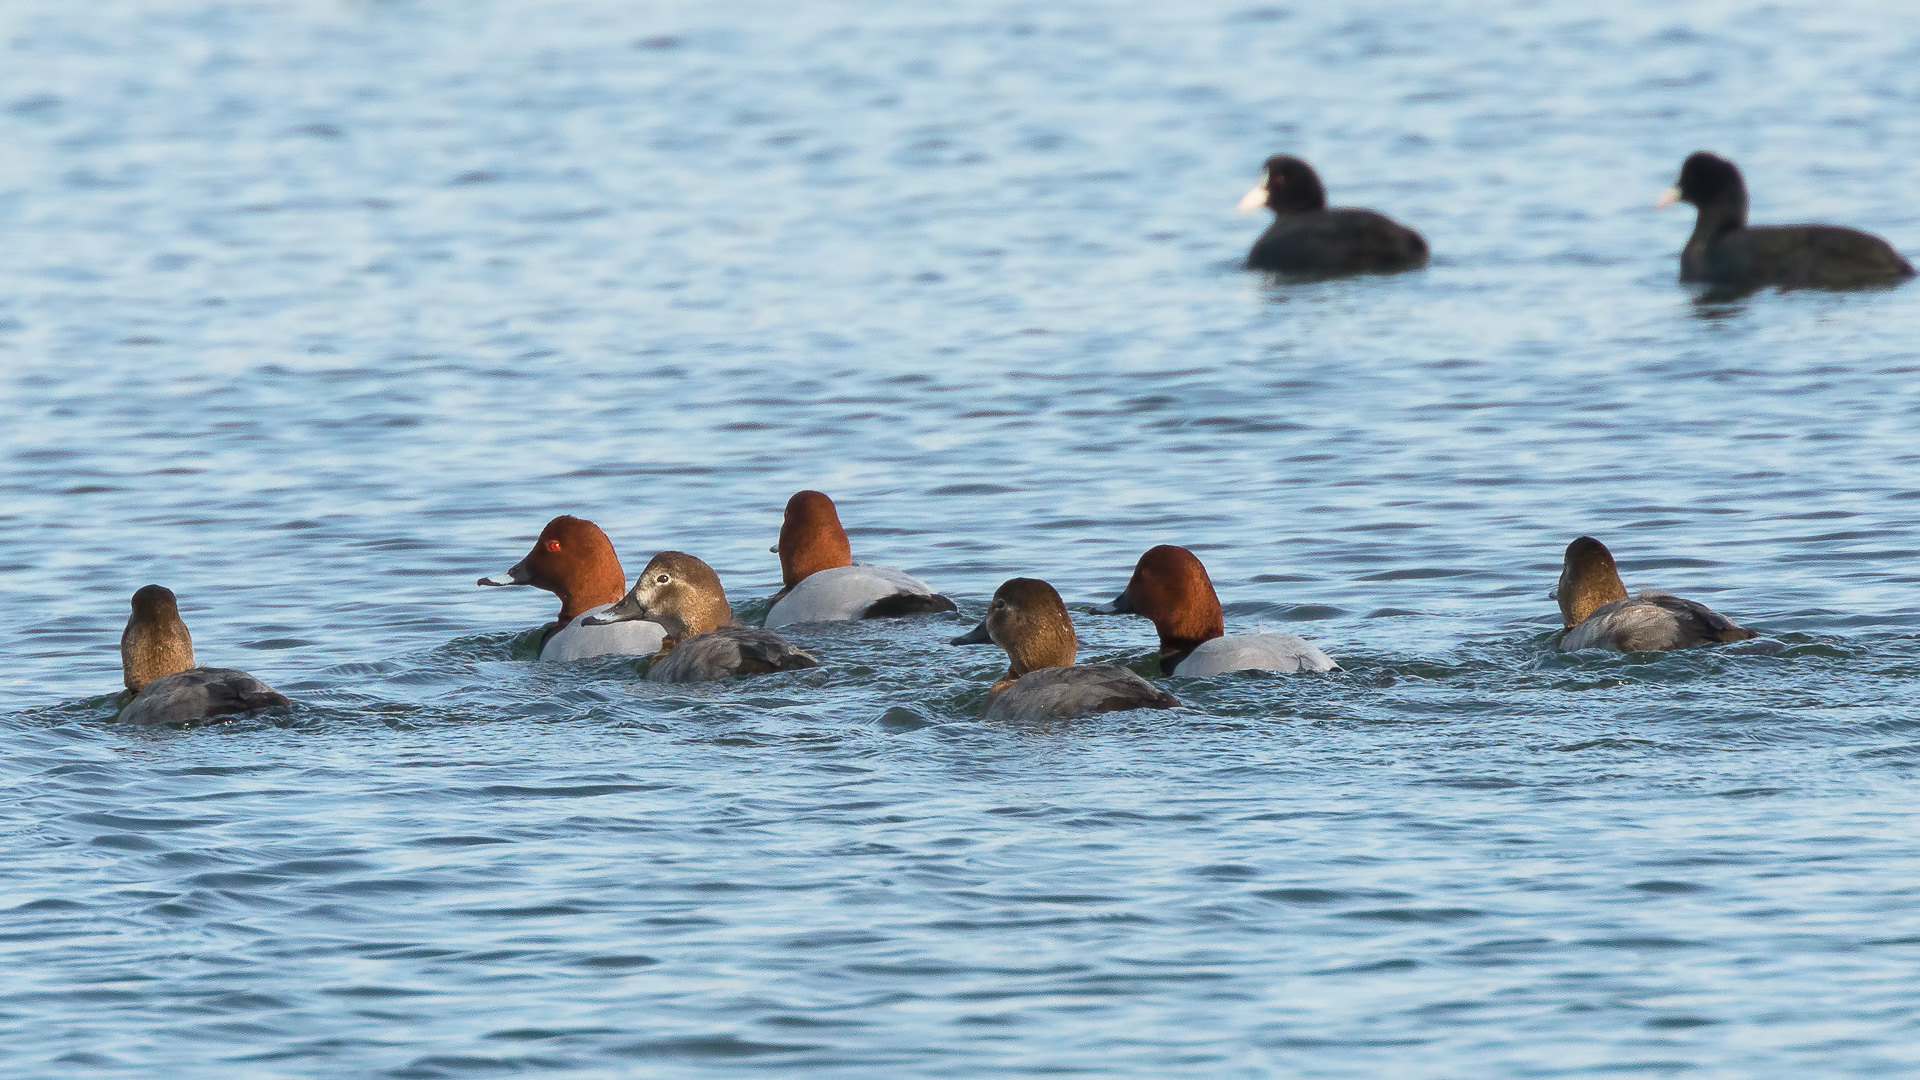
left=4, top=0, right=1920, bottom=1074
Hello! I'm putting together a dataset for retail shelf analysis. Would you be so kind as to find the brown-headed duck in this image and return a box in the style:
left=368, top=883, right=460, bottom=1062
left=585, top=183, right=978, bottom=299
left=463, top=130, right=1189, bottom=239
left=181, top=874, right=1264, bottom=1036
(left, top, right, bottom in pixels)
left=584, top=551, right=817, bottom=682
left=1660, top=152, right=1913, bottom=291
left=1239, top=155, right=1429, bottom=276
left=477, top=515, right=666, bottom=661
left=951, top=577, right=1179, bottom=722
left=764, top=490, right=955, bottom=628
left=1093, top=545, right=1338, bottom=675
left=118, top=585, right=288, bottom=726
left=1556, top=536, right=1756, bottom=652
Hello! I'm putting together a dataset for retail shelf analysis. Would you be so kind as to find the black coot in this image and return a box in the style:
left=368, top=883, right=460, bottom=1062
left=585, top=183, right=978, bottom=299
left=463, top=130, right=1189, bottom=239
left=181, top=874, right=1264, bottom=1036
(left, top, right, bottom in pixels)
left=1239, top=155, right=1428, bottom=276
left=1662, top=151, right=1913, bottom=291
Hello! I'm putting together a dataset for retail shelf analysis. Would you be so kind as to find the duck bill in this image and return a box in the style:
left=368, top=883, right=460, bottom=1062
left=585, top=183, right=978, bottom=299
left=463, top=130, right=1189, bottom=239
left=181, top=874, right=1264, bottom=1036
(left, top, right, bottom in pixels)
left=949, top=619, right=993, bottom=646
left=1236, top=183, right=1268, bottom=212
left=1090, top=589, right=1135, bottom=615
left=477, top=560, right=532, bottom=587
left=581, top=592, right=651, bottom=626
left=1654, top=186, right=1681, bottom=209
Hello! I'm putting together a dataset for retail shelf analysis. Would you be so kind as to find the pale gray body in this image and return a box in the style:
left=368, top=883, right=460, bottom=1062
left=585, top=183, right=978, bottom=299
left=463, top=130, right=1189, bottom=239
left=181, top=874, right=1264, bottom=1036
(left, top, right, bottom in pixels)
left=1173, top=633, right=1339, bottom=676
left=766, top=565, right=951, bottom=628
left=986, top=664, right=1179, bottom=723
left=646, top=625, right=817, bottom=683
left=541, top=604, right=667, bottom=662
left=1560, top=591, right=1752, bottom=653
left=119, top=667, right=289, bottom=726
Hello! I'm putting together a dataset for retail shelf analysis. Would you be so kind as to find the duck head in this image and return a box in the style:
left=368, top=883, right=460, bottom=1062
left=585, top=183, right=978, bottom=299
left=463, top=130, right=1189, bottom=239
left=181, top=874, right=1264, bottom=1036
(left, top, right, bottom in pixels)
left=122, top=584, right=196, bottom=692
left=951, top=577, right=1078, bottom=679
left=1557, top=536, right=1630, bottom=628
left=1093, top=545, right=1226, bottom=669
left=770, top=489, right=853, bottom=588
left=478, top=515, right=628, bottom=624
left=583, top=550, right=732, bottom=638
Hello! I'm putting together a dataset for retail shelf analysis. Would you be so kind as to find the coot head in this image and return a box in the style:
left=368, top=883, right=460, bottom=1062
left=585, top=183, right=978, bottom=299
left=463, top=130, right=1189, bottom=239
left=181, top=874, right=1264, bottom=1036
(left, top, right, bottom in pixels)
left=1660, top=152, right=1746, bottom=212
left=1238, top=155, right=1328, bottom=214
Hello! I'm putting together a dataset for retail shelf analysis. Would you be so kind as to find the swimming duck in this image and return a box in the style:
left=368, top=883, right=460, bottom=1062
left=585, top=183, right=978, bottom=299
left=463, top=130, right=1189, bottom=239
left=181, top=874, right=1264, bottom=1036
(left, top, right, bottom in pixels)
left=477, top=515, right=666, bottom=661
left=584, top=551, right=818, bottom=682
left=951, top=577, right=1179, bottom=722
left=1660, top=151, right=1913, bottom=291
left=1556, top=536, right=1757, bottom=652
left=1239, top=155, right=1429, bottom=276
left=1093, top=545, right=1338, bottom=675
left=764, top=490, right=956, bottom=629
left=117, top=585, right=289, bottom=726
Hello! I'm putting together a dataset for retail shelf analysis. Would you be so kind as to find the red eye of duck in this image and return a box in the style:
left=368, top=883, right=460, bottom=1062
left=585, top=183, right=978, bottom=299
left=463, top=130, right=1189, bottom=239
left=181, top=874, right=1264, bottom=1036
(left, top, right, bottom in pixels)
left=545, top=539, right=562, bottom=552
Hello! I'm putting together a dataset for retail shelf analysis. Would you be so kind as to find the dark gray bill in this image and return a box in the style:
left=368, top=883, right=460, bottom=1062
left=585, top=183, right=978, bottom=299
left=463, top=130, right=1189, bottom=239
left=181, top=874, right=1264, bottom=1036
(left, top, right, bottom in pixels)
left=581, top=592, right=649, bottom=626
left=1090, top=589, right=1134, bottom=615
left=949, top=619, right=992, bottom=646
left=478, top=560, right=531, bottom=587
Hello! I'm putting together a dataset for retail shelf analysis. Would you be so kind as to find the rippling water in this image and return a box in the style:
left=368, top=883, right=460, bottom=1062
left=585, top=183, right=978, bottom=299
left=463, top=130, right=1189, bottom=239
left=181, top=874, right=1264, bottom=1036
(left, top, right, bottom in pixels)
left=5, top=0, right=1920, bottom=1075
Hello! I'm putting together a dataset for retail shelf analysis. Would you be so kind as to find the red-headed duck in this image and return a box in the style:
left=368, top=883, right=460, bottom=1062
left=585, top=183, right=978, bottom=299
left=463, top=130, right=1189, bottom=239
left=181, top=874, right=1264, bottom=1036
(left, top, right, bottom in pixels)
left=950, top=577, right=1179, bottom=722
left=1093, top=545, right=1337, bottom=675
left=584, top=551, right=817, bottom=682
left=1659, top=152, right=1912, bottom=291
left=118, top=585, right=289, bottom=726
left=764, top=490, right=955, bottom=629
left=1239, top=155, right=1429, bottom=276
left=1556, top=536, right=1756, bottom=652
left=477, top=515, right=666, bottom=661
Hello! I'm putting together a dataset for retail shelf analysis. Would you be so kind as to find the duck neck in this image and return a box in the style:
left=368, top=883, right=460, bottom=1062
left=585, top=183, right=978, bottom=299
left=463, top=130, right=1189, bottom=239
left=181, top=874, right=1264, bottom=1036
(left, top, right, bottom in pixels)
left=1560, top=565, right=1629, bottom=626
left=555, top=566, right=627, bottom=625
left=1004, top=626, right=1075, bottom=680
left=122, top=616, right=195, bottom=692
left=673, top=595, right=732, bottom=638
left=1157, top=634, right=1217, bottom=674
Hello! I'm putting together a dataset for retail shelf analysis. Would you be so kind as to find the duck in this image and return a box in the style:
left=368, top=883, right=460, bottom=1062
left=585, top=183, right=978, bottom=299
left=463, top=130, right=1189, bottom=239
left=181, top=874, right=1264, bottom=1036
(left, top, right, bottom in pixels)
left=1238, top=155, right=1429, bottom=276
left=117, top=585, right=289, bottom=726
left=763, top=490, right=956, bottom=629
left=1092, top=545, right=1338, bottom=675
left=950, top=577, right=1180, bottom=722
left=1555, top=536, right=1757, bottom=652
left=583, top=551, right=818, bottom=682
left=1659, top=151, right=1913, bottom=291
left=477, top=515, right=666, bottom=661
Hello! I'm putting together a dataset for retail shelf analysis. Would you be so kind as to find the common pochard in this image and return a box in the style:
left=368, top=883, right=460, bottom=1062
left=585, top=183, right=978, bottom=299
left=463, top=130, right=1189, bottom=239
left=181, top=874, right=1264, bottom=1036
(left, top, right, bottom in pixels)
left=1093, top=545, right=1338, bottom=675
left=585, top=551, right=817, bottom=682
left=1555, top=536, right=1757, bottom=652
left=764, top=490, right=955, bottom=629
left=117, top=585, right=289, bottom=726
left=951, top=577, right=1179, bottom=722
left=477, top=515, right=666, bottom=661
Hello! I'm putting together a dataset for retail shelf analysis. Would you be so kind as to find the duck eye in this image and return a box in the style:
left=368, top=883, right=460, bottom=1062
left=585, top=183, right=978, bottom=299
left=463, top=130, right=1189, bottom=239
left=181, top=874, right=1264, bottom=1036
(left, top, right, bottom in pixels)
left=655, top=573, right=670, bottom=584
left=544, top=539, right=562, bottom=552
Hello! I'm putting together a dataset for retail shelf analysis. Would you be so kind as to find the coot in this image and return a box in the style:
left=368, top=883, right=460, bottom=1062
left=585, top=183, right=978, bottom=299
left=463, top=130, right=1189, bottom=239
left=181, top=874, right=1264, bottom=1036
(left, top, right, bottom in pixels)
left=1238, top=155, right=1428, bottom=276
left=1660, top=151, right=1913, bottom=291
